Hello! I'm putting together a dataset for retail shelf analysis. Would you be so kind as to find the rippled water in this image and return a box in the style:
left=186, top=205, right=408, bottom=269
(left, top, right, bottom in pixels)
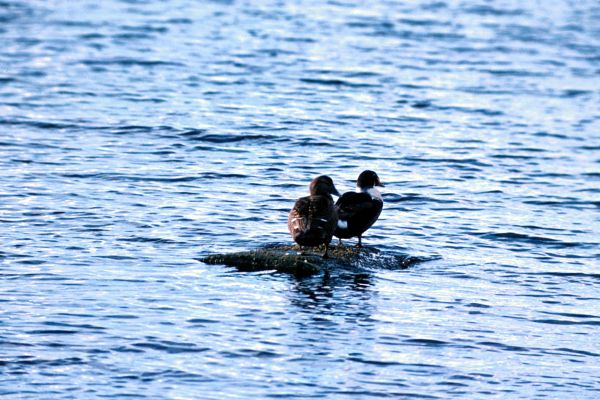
left=1, top=0, right=599, bottom=398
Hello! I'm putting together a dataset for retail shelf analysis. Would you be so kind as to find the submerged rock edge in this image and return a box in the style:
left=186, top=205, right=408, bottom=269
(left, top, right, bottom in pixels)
left=200, top=245, right=425, bottom=275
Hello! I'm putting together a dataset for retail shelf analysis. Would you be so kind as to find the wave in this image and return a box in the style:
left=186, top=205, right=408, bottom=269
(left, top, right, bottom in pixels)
left=475, top=231, right=585, bottom=249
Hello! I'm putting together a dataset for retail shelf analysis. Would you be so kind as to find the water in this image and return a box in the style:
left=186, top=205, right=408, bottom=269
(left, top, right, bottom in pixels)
left=1, top=0, right=599, bottom=398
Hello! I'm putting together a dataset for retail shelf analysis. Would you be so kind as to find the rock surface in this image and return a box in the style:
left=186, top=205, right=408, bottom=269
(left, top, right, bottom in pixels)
left=200, top=244, right=425, bottom=276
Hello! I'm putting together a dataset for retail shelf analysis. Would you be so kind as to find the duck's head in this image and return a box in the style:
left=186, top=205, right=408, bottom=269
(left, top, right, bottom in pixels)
left=356, top=170, right=384, bottom=189
left=309, top=175, right=340, bottom=196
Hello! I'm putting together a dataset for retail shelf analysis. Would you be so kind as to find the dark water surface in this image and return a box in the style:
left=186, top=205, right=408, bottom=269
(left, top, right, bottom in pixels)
left=1, top=0, right=599, bottom=398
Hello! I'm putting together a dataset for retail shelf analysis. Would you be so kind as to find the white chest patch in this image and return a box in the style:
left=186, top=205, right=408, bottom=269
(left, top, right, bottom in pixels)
left=357, top=186, right=382, bottom=201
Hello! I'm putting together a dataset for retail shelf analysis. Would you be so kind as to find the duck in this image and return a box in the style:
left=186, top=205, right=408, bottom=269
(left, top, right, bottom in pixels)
left=288, top=175, right=340, bottom=258
left=334, top=170, right=384, bottom=247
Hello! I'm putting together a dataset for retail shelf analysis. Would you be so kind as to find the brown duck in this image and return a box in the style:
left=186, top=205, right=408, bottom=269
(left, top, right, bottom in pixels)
left=288, top=175, right=340, bottom=258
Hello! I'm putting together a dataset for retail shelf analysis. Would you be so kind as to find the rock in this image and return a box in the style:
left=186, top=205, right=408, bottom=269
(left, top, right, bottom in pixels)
left=200, top=244, right=425, bottom=276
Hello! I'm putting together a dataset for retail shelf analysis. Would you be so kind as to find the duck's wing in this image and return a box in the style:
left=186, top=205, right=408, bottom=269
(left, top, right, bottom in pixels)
left=288, top=196, right=310, bottom=237
left=309, top=195, right=338, bottom=229
left=335, top=192, right=376, bottom=221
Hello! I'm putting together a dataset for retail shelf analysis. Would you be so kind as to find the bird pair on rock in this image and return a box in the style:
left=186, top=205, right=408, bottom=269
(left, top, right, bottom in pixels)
left=287, top=170, right=384, bottom=258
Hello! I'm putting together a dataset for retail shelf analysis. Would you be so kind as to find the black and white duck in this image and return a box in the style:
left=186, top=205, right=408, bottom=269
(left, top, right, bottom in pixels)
left=334, top=170, right=384, bottom=247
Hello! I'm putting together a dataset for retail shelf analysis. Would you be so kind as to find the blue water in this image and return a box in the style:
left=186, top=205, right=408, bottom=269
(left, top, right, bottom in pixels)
left=1, top=0, right=599, bottom=398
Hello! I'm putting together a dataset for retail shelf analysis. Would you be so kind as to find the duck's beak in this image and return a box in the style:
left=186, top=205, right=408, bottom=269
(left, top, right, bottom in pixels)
left=332, top=186, right=341, bottom=196
left=376, top=178, right=385, bottom=187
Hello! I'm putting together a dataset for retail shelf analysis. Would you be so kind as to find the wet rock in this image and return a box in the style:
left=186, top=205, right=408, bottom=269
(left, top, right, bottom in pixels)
left=200, top=244, right=424, bottom=276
